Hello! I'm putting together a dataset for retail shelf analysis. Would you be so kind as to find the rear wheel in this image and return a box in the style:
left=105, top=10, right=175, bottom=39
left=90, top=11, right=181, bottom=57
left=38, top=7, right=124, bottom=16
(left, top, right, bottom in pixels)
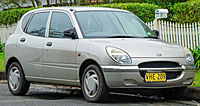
left=81, top=64, right=109, bottom=102
left=7, top=62, right=30, bottom=96
left=161, top=87, right=187, bottom=100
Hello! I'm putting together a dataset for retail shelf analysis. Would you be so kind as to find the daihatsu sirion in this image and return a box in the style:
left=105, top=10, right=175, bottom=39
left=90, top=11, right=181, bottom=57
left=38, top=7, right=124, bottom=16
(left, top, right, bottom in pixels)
left=5, top=7, right=195, bottom=102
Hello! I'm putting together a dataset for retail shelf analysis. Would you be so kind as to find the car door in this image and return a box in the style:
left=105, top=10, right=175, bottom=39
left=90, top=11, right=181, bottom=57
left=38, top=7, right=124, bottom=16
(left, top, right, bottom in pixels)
left=17, top=11, right=50, bottom=78
left=43, top=11, right=78, bottom=82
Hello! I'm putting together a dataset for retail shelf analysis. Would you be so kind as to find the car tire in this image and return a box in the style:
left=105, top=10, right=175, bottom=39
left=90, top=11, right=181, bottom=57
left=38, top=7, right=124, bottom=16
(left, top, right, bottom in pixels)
left=81, top=64, right=109, bottom=102
left=7, top=62, right=30, bottom=96
left=161, top=87, right=187, bottom=100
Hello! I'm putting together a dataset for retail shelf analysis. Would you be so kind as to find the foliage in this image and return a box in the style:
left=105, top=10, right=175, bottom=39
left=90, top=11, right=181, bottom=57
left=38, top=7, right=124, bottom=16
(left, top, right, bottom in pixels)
left=142, top=0, right=187, bottom=8
left=190, top=45, right=200, bottom=69
left=111, top=0, right=188, bottom=8
left=0, top=0, right=29, bottom=8
left=0, top=52, right=4, bottom=71
left=0, top=40, right=4, bottom=52
left=171, top=0, right=200, bottom=23
left=0, top=7, right=38, bottom=25
left=190, top=70, right=200, bottom=87
left=91, top=3, right=160, bottom=22
left=0, top=3, right=159, bottom=25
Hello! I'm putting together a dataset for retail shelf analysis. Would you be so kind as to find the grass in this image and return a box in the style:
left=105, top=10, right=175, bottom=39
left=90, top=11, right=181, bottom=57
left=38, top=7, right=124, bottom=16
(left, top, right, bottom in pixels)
left=0, top=52, right=5, bottom=71
left=190, top=70, right=200, bottom=87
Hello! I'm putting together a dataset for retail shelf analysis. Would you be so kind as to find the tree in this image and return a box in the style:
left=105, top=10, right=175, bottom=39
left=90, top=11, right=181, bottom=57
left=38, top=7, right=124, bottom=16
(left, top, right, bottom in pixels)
left=10, top=0, right=21, bottom=7
left=59, top=0, right=62, bottom=5
left=0, top=0, right=21, bottom=8
left=55, top=0, right=58, bottom=5
left=30, top=0, right=36, bottom=7
left=34, top=0, right=41, bottom=6
left=46, top=0, right=50, bottom=6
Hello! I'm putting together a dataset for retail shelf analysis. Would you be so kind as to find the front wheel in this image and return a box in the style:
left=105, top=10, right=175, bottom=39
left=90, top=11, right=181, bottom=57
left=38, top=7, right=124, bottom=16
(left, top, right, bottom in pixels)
left=81, top=64, right=109, bottom=102
left=7, top=62, right=30, bottom=96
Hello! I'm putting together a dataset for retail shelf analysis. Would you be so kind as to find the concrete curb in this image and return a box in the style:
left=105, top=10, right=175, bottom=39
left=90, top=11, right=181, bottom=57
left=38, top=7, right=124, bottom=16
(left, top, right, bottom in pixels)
left=0, top=71, right=5, bottom=80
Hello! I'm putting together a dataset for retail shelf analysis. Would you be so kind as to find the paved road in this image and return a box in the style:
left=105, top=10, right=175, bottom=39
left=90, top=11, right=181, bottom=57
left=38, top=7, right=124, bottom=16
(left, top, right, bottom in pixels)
left=0, top=83, right=199, bottom=106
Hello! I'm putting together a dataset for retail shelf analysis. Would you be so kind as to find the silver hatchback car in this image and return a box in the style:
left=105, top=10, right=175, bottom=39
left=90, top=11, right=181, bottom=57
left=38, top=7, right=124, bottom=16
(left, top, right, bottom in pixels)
left=5, top=7, right=195, bottom=102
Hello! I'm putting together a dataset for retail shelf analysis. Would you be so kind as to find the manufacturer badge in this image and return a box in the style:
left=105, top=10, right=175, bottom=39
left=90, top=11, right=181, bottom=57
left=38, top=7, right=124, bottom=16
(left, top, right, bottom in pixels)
left=156, top=53, right=162, bottom=56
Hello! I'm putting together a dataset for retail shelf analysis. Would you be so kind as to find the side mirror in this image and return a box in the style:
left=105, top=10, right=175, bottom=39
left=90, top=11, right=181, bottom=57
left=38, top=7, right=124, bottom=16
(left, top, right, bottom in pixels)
left=153, top=30, right=159, bottom=37
left=63, top=27, right=77, bottom=39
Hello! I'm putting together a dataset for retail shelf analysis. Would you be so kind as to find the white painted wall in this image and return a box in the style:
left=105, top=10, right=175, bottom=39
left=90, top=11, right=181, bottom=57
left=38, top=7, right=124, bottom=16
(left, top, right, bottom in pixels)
left=0, top=23, right=17, bottom=43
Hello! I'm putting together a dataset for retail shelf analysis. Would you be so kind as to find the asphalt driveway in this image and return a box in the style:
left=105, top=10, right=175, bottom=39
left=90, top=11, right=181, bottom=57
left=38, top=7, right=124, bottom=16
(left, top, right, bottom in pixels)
left=0, top=82, right=199, bottom=106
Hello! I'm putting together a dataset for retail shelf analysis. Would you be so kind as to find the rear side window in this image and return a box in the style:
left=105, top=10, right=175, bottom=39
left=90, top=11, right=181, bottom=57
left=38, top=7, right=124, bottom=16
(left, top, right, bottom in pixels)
left=22, top=13, right=32, bottom=30
left=49, top=12, right=73, bottom=38
left=26, top=12, right=49, bottom=37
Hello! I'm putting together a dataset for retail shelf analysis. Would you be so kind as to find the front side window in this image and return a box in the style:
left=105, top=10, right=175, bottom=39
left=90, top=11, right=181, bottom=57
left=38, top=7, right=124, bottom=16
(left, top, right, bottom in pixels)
left=49, top=12, right=73, bottom=38
left=75, top=11, right=157, bottom=38
left=26, top=12, right=49, bottom=37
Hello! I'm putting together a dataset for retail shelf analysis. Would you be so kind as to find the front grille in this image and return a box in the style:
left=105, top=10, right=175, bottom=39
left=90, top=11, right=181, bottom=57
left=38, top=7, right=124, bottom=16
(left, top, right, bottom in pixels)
left=139, top=70, right=182, bottom=80
left=139, top=61, right=181, bottom=68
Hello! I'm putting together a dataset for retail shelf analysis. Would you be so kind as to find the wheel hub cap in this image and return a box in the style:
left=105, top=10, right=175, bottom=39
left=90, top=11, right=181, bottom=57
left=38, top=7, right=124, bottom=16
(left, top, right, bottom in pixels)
left=84, top=70, right=99, bottom=98
left=9, top=67, right=20, bottom=91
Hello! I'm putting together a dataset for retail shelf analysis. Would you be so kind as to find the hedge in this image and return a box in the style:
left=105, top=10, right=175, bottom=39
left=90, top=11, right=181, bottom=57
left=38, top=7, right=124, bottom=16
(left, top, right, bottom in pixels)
left=0, top=7, right=39, bottom=26
left=171, top=0, right=200, bottom=23
left=0, top=3, right=160, bottom=26
left=190, top=45, right=200, bottom=70
left=111, top=0, right=188, bottom=9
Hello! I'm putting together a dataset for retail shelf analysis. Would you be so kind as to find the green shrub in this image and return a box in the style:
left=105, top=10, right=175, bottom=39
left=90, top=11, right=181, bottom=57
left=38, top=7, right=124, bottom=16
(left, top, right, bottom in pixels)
left=111, top=0, right=188, bottom=8
left=190, top=45, right=200, bottom=69
left=0, top=40, right=5, bottom=52
left=111, top=0, right=143, bottom=3
left=91, top=3, right=160, bottom=22
left=0, top=3, right=159, bottom=25
left=0, top=7, right=38, bottom=26
left=143, top=0, right=187, bottom=8
left=171, top=0, right=200, bottom=23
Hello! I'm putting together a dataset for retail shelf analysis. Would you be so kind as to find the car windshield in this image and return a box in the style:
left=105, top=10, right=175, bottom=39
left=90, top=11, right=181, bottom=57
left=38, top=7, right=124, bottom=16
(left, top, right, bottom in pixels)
left=75, top=11, right=157, bottom=38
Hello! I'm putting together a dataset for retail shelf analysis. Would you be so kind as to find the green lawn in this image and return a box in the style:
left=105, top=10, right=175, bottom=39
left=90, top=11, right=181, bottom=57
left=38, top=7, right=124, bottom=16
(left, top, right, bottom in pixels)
left=0, top=52, right=4, bottom=71
left=191, top=70, right=200, bottom=87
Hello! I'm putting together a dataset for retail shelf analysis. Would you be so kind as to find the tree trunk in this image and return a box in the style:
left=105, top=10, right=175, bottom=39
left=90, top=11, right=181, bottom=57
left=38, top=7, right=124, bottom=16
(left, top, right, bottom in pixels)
left=34, top=0, right=40, bottom=6
left=30, top=0, right=36, bottom=7
left=73, top=0, right=76, bottom=5
left=46, top=0, right=50, bottom=6
left=70, top=0, right=72, bottom=5
left=89, top=0, right=91, bottom=5
left=59, top=0, right=62, bottom=5
left=55, top=0, right=58, bottom=5
left=11, top=0, right=21, bottom=8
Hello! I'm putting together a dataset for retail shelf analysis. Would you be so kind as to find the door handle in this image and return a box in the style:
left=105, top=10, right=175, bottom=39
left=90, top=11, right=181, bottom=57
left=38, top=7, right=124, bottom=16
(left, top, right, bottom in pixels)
left=20, top=38, right=26, bottom=42
left=46, top=42, right=52, bottom=46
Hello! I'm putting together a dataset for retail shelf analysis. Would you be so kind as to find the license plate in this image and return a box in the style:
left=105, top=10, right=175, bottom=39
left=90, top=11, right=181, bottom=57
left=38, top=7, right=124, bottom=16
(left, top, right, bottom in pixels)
left=145, top=72, right=166, bottom=82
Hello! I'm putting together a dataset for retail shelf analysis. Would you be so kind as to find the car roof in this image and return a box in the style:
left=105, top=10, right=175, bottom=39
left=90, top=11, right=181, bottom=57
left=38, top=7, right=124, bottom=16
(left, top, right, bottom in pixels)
left=27, top=6, right=129, bottom=13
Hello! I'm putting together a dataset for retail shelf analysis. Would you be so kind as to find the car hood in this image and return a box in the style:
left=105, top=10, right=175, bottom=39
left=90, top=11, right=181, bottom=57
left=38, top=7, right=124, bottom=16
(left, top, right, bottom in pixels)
left=89, top=38, right=185, bottom=58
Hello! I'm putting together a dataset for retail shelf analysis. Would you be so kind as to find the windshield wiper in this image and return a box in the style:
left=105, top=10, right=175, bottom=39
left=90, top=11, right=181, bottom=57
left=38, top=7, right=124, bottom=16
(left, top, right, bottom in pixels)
left=107, top=35, right=136, bottom=38
left=143, top=36, right=159, bottom=39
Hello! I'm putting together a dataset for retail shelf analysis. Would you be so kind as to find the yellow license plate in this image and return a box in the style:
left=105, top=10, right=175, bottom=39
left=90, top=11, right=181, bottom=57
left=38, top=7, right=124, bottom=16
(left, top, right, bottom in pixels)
left=145, top=72, right=166, bottom=82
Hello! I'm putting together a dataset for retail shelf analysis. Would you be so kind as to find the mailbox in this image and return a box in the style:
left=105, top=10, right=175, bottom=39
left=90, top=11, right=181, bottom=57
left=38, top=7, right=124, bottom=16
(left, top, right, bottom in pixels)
left=155, top=9, right=168, bottom=19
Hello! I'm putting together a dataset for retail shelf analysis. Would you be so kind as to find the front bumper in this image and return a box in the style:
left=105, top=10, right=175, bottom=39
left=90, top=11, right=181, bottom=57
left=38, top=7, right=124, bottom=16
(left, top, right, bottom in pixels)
left=101, top=65, right=196, bottom=88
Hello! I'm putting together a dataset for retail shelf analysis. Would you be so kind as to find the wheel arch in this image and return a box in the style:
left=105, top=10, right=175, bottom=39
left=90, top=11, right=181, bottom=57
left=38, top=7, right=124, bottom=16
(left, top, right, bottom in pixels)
left=5, top=57, right=21, bottom=78
left=79, top=59, right=103, bottom=83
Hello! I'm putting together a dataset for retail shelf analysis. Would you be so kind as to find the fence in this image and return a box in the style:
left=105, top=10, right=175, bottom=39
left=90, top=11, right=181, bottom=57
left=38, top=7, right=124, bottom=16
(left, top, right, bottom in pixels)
left=146, top=20, right=200, bottom=49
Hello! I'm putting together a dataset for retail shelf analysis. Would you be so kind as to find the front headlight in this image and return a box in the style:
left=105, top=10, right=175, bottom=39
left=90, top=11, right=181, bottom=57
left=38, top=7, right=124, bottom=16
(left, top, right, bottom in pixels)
left=106, top=47, right=132, bottom=64
left=184, top=48, right=194, bottom=63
